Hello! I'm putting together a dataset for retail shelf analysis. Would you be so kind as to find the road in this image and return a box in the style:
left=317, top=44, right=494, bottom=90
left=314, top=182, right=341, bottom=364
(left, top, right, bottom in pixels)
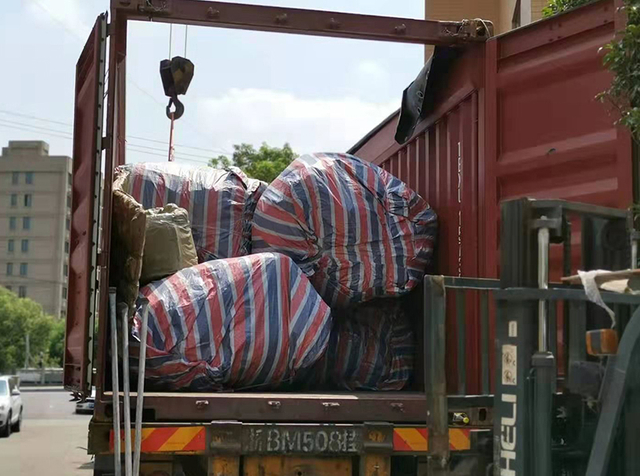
left=0, top=387, right=94, bottom=475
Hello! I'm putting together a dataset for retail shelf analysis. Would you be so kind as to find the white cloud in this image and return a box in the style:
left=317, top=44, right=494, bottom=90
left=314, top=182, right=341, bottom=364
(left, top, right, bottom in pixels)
left=355, top=60, right=389, bottom=80
left=196, top=88, right=398, bottom=155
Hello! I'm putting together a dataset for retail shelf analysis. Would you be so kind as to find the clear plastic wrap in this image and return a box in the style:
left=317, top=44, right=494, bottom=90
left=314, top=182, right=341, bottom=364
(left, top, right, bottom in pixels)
left=130, top=252, right=332, bottom=391
left=252, top=153, right=437, bottom=307
left=312, top=300, right=414, bottom=391
left=114, top=162, right=266, bottom=262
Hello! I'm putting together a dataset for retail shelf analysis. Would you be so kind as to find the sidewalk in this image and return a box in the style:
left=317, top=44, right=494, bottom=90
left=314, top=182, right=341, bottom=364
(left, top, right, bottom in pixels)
left=20, top=385, right=66, bottom=392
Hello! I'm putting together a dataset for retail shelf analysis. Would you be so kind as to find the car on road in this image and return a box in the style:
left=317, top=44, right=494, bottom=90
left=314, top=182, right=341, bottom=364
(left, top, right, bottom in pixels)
left=0, top=376, right=23, bottom=437
left=75, top=387, right=95, bottom=414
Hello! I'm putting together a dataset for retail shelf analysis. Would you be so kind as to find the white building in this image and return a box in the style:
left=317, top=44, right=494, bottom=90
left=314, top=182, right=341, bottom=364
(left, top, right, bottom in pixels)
left=0, top=141, right=71, bottom=318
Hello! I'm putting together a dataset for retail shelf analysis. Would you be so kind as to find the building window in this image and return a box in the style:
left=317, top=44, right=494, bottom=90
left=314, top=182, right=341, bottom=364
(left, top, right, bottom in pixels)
left=68, top=172, right=72, bottom=186
left=63, top=264, right=68, bottom=277
left=66, top=194, right=72, bottom=209
left=18, top=286, right=26, bottom=298
left=9, top=217, right=16, bottom=230
left=65, top=241, right=70, bottom=253
left=6, top=263, right=13, bottom=276
left=10, top=194, right=17, bottom=207
left=24, top=194, right=32, bottom=207
left=62, top=287, right=67, bottom=299
left=25, top=172, right=33, bottom=185
left=21, top=239, right=28, bottom=253
left=8, top=240, right=14, bottom=253
left=512, top=0, right=522, bottom=29
left=11, top=172, right=19, bottom=185
left=23, top=217, right=30, bottom=230
left=66, top=218, right=71, bottom=231
left=19, top=263, right=27, bottom=276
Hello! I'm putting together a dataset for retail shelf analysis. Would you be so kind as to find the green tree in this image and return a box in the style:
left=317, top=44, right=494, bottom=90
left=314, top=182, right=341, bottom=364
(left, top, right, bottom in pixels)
left=542, top=0, right=596, bottom=17
left=209, top=142, right=297, bottom=183
left=0, top=287, right=56, bottom=373
left=48, top=319, right=66, bottom=367
left=598, top=0, right=640, bottom=142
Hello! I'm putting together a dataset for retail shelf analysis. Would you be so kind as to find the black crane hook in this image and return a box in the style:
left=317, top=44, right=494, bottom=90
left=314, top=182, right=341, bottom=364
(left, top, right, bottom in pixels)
left=160, top=56, right=194, bottom=121
left=166, top=96, right=184, bottom=120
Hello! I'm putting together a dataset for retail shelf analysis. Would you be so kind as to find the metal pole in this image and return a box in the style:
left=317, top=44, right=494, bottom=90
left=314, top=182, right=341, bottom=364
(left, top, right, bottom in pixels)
left=133, top=301, right=149, bottom=476
left=109, top=289, right=122, bottom=476
left=121, top=305, right=132, bottom=476
left=167, top=112, right=175, bottom=162
left=538, top=221, right=550, bottom=351
left=534, top=220, right=554, bottom=476
left=40, top=352, right=45, bottom=385
left=532, top=351, right=555, bottom=476
left=24, top=334, right=29, bottom=369
left=424, top=276, right=449, bottom=475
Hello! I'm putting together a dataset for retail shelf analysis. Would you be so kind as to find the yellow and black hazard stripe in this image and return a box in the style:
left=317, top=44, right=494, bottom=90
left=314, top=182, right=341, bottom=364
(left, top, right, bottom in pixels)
left=110, top=427, right=206, bottom=454
left=393, top=428, right=471, bottom=452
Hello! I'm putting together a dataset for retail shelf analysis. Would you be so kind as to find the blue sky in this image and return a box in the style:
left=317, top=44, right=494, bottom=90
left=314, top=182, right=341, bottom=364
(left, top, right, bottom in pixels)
left=1, top=0, right=424, bottom=165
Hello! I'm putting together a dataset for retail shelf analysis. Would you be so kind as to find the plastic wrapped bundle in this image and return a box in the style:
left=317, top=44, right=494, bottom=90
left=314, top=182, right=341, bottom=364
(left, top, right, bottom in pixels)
left=252, top=153, right=437, bottom=307
left=115, top=162, right=266, bottom=261
left=130, top=252, right=332, bottom=391
left=313, top=301, right=414, bottom=391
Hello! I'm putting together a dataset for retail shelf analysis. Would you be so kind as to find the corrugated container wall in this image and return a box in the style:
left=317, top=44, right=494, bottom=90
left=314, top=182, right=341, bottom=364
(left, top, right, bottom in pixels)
left=351, top=0, right=634, bottom=394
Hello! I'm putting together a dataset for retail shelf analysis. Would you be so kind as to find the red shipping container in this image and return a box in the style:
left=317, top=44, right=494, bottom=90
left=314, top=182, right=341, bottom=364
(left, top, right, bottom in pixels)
left=350, top=0, right=633, bottom=394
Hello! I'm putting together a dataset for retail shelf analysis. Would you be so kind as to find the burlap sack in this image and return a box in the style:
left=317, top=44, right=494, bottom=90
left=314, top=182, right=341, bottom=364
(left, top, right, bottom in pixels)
left=140, top=204, right=198, bottom=285
left=110, top=190, right=147, bottom=315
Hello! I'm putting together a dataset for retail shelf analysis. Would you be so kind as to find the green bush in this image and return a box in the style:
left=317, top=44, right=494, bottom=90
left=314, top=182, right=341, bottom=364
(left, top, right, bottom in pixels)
left=210, top=143, right=297, bottom=183
left=599, top=0, right=640, bottom=142
left=542, top=0, right=596, bottom=17
left=0, top=286, right=62, bottom=373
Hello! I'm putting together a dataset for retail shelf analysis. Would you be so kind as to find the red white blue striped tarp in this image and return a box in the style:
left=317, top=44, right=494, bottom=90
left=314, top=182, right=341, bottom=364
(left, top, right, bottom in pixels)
left=252, top=153, right=437, bottom=307
left=130, top=252, right=332, bottom=391
left=312, top=300, right=414, bottom=391
left=115, top=163, right=266, bottom=261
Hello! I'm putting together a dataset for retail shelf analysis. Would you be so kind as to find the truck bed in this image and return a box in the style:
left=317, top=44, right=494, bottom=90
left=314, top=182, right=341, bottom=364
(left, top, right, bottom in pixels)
left=100, top=390, right=492, bottom=424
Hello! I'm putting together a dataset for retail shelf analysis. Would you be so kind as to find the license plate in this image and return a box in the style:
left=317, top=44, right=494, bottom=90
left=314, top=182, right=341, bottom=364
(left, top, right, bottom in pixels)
left=243, top=426, right=363, bottom=455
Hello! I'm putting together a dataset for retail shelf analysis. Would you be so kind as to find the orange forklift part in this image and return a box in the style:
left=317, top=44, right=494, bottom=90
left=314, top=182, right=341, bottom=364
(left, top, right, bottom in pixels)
left=586, top=329, right=619, bottom=356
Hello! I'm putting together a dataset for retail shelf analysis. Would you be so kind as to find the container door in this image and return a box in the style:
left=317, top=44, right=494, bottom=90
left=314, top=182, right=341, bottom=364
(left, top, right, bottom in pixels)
left=64, top=14, right=107, bottom=395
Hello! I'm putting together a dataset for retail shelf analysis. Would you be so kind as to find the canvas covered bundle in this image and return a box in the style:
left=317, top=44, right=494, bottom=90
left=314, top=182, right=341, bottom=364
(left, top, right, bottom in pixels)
left=312, top=300, right=415, bottom=391
left=252, top=153, right=437, bottom=307
left=114, top=162, right=266, bottom=262
left=130, top=252, right=332, bottom=391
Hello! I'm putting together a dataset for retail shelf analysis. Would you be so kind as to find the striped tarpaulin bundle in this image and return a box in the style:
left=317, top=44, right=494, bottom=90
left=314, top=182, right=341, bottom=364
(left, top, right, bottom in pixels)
left=252, top=153, right=437, bottom=307
left=312, top=300, right=414, bottom=391
left=114, top=162, right=266, bottom=261
left=130, top=252, right=332, bottom=391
